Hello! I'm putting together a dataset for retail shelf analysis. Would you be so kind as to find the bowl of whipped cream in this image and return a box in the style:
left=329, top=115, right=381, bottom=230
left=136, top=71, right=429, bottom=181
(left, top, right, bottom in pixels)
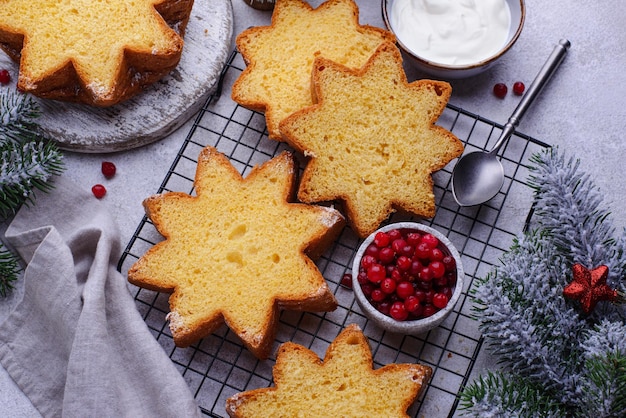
left=382, top=0, right=525, bottom=79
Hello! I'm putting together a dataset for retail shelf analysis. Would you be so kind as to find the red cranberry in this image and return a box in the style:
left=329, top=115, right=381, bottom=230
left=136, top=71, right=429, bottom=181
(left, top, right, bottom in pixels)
left=410, top=260, right=422, bottom=276
left=371, top=288, right=386, bottom=302
left=513, top=81, right=525, bottom=96
left=442, top=255, right=456, bottom=271
left=366, top=264, right=385, bottom=283
left=373, top=231, right=390, bottom=247
left=340, top=273, right=352, bottom=288
left=422, top=304, right=437, bottom=317
left=493, top=83, right=508, bottom=98
left=396, top=255, right=411, bottom=271
left=430, top=248, right=444, bottom=261
left=404, top=295, right=421, bottom=313
left=365, top=243, right=379, bottom=258
left=433, top=292, right=450, bottom=309
left=414, top=289, right=427, bottom=302
left=380, top=278, right=396, bottom=294
left=101, top=161, right=116, bottom=179
left=387, top=229, right=402, bottom=241
left=414, top=242, right=431, bottom=259
left=421, top=233, right=439, bottom=249
left=92, top=184, right=106, bottom=199
left=391, top=238, right=407, bottom=254
left=430, top=260, right=446, bottom=279
left=360, top=254, right=376, bottom=270
left=377, top=301, right=391, bottom=316
left=378, top=247, right=395, bottom=264
left=389, top=301, right=409, bottom=321
left=424, top=289, right=435, bottom=304
left=396, top=281, right=414, bottom=300
left=406, top=232, right=421, bottom=246
left=0, top=69, right=10, bottom=85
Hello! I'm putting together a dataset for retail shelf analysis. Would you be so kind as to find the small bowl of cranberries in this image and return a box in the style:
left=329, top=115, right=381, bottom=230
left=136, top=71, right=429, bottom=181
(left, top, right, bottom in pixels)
left=351, top=222, right=464, bottom=334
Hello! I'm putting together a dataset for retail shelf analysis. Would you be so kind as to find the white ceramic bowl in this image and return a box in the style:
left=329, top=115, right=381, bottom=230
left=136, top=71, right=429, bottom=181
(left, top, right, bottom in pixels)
left=351, top=222, right=464, bottom=334
left=382, top=0, right=525, bottom=79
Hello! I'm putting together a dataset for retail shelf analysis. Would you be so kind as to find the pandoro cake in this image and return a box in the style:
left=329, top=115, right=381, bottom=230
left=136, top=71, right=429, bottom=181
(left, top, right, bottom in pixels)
left=127, top=146, right=345, bottom=359
left=0, top=0, right=194, bottom=106
left=226, top=324, right=432, bottom=417
left=280, top=42, right=464, bottom=237
left=232, top=0, right=395, bottom=140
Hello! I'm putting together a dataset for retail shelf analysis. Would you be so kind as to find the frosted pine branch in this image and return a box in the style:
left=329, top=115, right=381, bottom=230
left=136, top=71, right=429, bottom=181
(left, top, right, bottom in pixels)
left=0, top=90, right=64, bottom=218
left=0, top=89, right=64, bottom=294
left=462, top=147, right=626, bottom=416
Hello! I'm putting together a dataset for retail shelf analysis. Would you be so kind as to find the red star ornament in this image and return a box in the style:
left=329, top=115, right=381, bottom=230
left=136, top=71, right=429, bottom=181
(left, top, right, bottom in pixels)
left=563, top=263, right=618, bottom=314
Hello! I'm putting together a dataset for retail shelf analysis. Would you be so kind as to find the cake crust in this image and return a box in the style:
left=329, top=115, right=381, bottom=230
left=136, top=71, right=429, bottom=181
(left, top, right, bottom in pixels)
left=0, top=0, right=194, bottom=106
left=225, top=324, right=432, bottom=417
left=127, top=146, right=345, bottom=358
left=232, top=0, right=395, bottom=140
left=280, top=42, right=464, bottom=237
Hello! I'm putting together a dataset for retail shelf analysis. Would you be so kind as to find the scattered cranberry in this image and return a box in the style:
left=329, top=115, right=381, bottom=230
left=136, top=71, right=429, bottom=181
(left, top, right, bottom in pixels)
left=340, top=273, right=352, bottom=288
left=513, top=81, right=525, bottom=96
left=356, top=227, right=457, bottom=322
left=493, top=83, right=508, bottom=99
left=92, top=184, right=107, bottom=199
left=101, top=161, right=116, bottom=179
left=0, top=69, right=10, bottom=85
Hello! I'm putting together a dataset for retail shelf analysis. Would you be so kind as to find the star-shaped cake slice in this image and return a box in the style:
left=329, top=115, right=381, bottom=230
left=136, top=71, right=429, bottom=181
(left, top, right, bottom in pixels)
left=128, top=146, right=345, bottom=358
left=232, top=0, right=395, bottom=140
left=280, top=42, right=464, bottom=237
left=226, top=324, right=432, bottom=417
left=0, top=0, right=192, bottom=105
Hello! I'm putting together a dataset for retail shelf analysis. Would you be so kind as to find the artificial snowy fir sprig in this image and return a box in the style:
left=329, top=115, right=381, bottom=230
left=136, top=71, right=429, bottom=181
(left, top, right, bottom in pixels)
left=0, top=88, right=64, bottom=295
left=1, top=89, right=64, bottom=218
left=459, top=147, right=626, bottom=417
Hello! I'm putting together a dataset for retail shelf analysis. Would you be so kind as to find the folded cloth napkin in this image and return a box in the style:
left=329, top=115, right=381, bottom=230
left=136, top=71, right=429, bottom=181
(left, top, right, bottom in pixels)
left=0, top=176, right=201, bottom=418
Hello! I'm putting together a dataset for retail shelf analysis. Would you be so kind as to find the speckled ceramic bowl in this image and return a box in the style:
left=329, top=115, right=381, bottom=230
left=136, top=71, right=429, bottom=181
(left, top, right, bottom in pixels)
left=352, top=222, right=464, bottom=334
left=382, top=0, right=525, bottom=79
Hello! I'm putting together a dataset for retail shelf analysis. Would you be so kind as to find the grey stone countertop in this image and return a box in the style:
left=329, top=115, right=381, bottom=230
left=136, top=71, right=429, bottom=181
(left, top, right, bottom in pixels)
left=1, top=0, right=625, bottom=416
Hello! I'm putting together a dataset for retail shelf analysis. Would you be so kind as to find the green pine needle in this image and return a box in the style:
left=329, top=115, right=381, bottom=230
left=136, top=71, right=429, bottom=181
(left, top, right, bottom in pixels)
left=459, top=371, right=566, bottom=417
left=0, top=88, right=65, bottom=295
left=581, top=353, right=626, bottom=417
left=0, top=244, right=20, bottom=297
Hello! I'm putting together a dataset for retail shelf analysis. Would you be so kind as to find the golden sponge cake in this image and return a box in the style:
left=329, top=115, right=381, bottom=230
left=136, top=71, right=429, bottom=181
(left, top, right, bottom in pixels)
left=280, top=42, right=464, bottom=237
left=226, top=324, right=432, bottom=417
left=232, top=0, right=395, bottom=140
left=127, top=146, right=345, bottom=359
left=0, top=0, right=193, bottom=106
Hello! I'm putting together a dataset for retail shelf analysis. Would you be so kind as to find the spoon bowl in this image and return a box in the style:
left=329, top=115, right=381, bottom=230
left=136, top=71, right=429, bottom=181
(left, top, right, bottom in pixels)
left=451, top=39, right=571, bottom=206
left=451, top=151, right=504, bottom=206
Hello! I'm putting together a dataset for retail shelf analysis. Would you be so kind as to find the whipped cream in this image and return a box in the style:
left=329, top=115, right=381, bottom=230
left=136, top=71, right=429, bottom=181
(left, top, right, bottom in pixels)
left=389, top=0, right=511, bottom=66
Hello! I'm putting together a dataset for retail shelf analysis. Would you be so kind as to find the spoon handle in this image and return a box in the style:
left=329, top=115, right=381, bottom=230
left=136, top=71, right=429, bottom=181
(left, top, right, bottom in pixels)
left=490, top=39, right=571, bottom=154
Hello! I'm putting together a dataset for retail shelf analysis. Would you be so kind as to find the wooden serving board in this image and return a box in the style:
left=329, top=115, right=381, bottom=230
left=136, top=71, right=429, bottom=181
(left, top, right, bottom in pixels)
left=1, top=0, right=233, bottom=153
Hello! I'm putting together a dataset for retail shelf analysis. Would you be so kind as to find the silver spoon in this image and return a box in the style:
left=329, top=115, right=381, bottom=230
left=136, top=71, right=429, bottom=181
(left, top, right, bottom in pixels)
left=451, top=39, right=571, bottom=207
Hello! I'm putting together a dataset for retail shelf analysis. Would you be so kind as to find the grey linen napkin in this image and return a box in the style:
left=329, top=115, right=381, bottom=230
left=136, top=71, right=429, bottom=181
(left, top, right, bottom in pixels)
left=0, top=176, right=201, bottom=418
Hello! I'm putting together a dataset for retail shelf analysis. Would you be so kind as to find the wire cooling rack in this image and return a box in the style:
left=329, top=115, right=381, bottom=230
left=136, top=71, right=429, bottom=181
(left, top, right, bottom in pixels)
left=118, top=50, right=550, bottom=417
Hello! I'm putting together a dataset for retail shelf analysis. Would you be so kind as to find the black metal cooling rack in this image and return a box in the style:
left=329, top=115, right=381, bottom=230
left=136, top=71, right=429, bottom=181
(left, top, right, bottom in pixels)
left=118, top=50, right=550, bottom=417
